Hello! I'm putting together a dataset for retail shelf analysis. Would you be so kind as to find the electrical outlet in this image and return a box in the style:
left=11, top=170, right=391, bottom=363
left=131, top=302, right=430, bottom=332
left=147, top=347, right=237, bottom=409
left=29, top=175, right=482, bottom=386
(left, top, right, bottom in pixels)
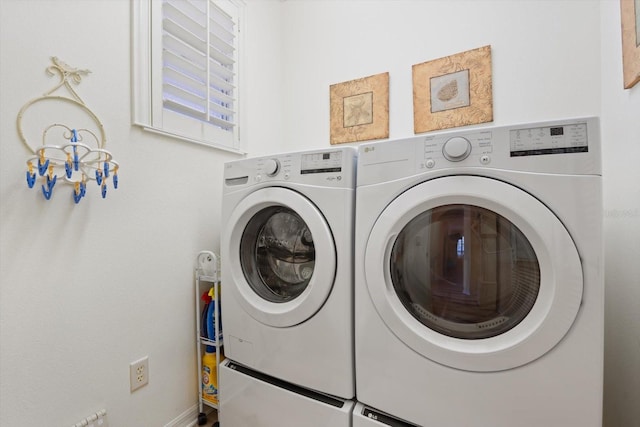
left=129, top=356, right=149, bottom=392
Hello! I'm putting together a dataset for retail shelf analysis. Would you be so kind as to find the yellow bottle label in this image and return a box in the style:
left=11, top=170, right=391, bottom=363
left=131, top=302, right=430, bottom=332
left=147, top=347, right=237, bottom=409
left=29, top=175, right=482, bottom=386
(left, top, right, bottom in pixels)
left=202, top=360, right=218, bottom=403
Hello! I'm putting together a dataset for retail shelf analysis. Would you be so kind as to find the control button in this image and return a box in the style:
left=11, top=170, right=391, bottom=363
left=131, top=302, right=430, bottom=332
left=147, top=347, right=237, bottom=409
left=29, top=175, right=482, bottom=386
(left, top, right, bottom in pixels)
left=284, top=172, right=290, bottom=180
left=443, top=136, right=472, bottom=161
left=480, top=155, right=491, bottom=165
left=255, top=174, right=262, bottom=182
left=264, top=159, right=280, bottom=176
left=426, top=158, right=436, bottom=169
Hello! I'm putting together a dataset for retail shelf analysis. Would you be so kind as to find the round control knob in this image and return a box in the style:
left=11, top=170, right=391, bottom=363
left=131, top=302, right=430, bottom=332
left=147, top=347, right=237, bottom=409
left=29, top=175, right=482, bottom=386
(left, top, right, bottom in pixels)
left=443, top=137, right=472, bottom=161
left=264, top=159, right=280, bottom=176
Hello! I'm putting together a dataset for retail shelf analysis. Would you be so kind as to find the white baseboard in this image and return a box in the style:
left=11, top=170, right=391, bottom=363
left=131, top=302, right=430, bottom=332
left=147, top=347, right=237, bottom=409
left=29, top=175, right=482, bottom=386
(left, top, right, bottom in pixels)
left=164, top=404, right=199, bottom=427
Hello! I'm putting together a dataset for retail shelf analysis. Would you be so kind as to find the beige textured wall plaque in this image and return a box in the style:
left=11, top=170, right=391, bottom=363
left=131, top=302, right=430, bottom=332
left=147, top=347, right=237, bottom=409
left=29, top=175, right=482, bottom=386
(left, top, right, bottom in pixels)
left=413, top=45, right=493, bottom=133
left=621, top=0, right=640, bottom=89
left=330, top=72, right=389, bottom=145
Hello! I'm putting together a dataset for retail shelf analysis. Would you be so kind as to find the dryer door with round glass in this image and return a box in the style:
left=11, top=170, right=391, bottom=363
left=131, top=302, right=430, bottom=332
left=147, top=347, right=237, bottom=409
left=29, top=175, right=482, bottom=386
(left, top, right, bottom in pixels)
left=226, top=187, right=336, bottom=328
left=364, top=176, right=583, bottom=372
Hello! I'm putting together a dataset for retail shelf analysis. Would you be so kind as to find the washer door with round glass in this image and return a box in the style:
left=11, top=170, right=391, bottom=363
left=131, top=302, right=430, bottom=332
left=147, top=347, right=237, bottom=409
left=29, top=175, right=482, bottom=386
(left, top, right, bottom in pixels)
left=226, top=187, right=336, bottom=328
left=364, top=176, right=583, bottom=372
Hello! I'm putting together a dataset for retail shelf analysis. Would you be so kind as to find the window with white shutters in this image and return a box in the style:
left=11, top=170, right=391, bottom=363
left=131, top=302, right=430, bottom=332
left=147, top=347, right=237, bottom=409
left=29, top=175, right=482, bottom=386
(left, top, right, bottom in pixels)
left=132, top=0, right=244, bottom=152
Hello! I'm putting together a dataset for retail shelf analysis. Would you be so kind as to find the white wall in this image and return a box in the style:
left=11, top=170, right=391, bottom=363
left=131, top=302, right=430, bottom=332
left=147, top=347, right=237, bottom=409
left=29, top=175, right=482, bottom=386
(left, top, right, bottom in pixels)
left=278, top=0, right=601, bottom=150
left=600, top=2, right=640, bottom=426
left=0, top=0, right=283, bottom=425
left=275, top=1, right=637, bottom=427
left=0, top=0, right=637, bottom=426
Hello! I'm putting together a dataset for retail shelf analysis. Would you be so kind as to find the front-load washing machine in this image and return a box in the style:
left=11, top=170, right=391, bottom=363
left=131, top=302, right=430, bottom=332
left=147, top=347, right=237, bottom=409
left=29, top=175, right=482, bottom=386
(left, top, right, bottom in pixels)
left=219, top=359, right=355, bottom=426
left=221, top=147, right=356, bottom=399
left=355, top=118, right=603, bottom=426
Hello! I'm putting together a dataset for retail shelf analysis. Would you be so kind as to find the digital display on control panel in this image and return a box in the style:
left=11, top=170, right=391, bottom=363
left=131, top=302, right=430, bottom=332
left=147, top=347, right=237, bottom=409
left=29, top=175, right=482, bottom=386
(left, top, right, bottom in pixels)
left=510, top=123, right=588, bottom=157
left=301, top=151, right=343, bottom=174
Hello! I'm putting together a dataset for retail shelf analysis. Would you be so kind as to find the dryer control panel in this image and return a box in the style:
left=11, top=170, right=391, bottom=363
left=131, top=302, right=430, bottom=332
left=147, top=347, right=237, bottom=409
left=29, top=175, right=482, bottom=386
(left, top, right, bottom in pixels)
left=357, top=117, right=600, bottom=186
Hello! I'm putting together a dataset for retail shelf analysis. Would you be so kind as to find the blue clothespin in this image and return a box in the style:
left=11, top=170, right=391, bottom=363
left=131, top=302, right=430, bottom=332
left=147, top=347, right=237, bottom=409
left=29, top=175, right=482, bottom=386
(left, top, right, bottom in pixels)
left=65, top=161, right=73, bottom=178
left=104, top=161, right=109, bottom=178
left=113, top=172, right=118, bottom=189
left=26, top=171, right=36, bottom=188
left=70, top=129, right=78, bottom=143
left=41, top=176, right=54, bottom=200
left=73, top=181, right=84, bottom=204
left=95, top=168, right=103, bottom=185
left=72, top=145, right=79, bottom=171
left=37, top=156, right=49, bottom=176
left=26, top=161, right=36, bottom=188
left=41, top=186, right=53, bottom=200
left=46, top=173, right=57, bottom=192
left=101, top=182, right=107, bottom=199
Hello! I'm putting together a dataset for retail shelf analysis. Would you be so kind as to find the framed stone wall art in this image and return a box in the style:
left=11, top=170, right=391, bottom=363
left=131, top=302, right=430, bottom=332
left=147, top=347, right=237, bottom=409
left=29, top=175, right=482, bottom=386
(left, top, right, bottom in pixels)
left=621, top=0, right=640, bottom=89
left=413, top=45, right=493, bottom=133
left=329, top=72, right=389, bottom=145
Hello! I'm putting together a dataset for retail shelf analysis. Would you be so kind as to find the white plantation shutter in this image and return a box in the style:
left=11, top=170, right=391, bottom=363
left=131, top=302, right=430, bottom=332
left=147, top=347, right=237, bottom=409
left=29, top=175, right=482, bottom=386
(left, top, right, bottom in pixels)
left=132, top=0, right=244, bottom=152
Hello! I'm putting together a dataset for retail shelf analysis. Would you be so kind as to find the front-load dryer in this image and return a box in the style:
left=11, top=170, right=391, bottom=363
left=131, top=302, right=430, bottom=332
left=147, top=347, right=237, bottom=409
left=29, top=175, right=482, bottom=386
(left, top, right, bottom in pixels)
left=355, top=118, right=603, bottom=426
left=219, top=359, right=355, bottom=426
left=221, top=147, right=356, bottom=399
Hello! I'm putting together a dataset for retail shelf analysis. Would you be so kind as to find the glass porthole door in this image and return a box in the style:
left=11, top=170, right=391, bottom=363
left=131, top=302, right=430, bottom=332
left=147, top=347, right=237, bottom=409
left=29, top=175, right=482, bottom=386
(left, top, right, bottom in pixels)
left=390, top=204, right=541, bottom=341
left=365, top=176, right=583, bottom=372
left=240, top=206, right=316, bottom=303
left=226, top=188, right=336, bottom=328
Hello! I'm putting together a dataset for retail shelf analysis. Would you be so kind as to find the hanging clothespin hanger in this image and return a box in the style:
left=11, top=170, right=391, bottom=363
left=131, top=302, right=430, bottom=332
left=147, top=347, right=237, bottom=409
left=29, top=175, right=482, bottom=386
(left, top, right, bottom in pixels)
left=17, top=57, right=120, bottom=202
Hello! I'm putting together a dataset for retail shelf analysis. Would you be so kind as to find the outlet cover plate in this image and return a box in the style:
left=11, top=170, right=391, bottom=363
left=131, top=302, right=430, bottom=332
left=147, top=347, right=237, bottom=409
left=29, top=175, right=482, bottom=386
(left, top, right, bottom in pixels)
left=130, top=356, right=149, bottom=392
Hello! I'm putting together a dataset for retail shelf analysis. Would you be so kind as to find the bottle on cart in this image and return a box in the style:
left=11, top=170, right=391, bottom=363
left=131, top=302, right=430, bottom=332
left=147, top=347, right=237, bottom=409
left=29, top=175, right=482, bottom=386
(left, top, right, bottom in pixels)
left=202, top=346, right=218, bottom=404
left=205, top=285, right=222, bottom=341
left=200, top=291, right=211, bottom=339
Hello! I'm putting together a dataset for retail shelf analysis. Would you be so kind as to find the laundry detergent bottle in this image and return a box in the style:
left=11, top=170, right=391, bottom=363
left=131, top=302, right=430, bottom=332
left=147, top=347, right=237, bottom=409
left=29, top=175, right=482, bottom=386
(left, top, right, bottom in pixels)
left=202, top=346, right=218, bottom=404
left=206, top=285, right=222, bottom=341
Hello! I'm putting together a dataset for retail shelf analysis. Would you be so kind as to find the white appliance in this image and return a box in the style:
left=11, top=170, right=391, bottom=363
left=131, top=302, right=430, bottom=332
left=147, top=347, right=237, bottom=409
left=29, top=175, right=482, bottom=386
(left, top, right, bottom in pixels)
left=219, top=359, right=355, bottom=426
left=355, top=118, right=603, bottom=426
left=221, top=147, right=356, bottom=399
left=352, top=402, right=418, bottom=427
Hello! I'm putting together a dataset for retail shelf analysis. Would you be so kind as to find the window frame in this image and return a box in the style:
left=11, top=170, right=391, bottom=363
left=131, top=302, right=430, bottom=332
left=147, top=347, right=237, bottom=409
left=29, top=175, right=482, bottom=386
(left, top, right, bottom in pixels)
left=131, top=0, right=246, bottom=154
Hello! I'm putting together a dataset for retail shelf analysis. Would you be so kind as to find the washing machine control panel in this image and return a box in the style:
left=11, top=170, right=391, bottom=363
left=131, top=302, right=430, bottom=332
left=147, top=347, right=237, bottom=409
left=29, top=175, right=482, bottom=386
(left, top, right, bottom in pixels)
left=225, top=148, right=357, bottom=189
left=263, top=158, right=280, bottom=176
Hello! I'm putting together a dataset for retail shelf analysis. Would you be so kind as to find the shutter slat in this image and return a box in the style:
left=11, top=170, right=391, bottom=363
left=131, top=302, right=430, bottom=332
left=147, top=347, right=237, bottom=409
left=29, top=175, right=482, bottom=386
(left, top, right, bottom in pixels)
left=163, top=49, right=206, bottom=84
left=165, top=99, right=207, bottom=121
left=163, top=33, right=206, bottom=69
left=210, top=87, right=234, bottom=104
left=164, top=83, right=206, bottom=112
left=163, top=18, right=206, bottom=54
left=162, top=0, right=238, bottom=134
left=209, top=31, right=234, bottom=56
left=209, top=45, right=235, bottom=67
left=208, top=115, right=235, bottom=129
left=209, top=100, right=234, bottom=117
left=164, top=67, right=206, bottom=99
left=164, top=2, right=206, bottom=38
left=209, top=55, right=234, bottom=80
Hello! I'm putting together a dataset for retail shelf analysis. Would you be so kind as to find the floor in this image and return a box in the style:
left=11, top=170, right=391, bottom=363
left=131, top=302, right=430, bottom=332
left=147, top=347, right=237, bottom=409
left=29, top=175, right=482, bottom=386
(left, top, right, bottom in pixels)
left=198, top=409, right=218, bottom=427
